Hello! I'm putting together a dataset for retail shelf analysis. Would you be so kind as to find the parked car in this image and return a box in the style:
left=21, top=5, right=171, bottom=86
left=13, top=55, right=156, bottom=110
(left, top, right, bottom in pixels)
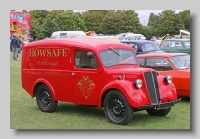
left=159, top=39, right=190, bottom=54
left=121, top=40, right=165, bottom=55
left=123, top=34, right=146, bottom=40
left=137, top=53, right=190, bottom=97
left=22, top=38, right=180, bottom=125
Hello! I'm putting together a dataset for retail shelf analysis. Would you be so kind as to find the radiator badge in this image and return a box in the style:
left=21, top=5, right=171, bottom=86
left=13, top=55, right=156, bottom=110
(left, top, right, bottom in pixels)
left=77, top=76, right=95, bottom=99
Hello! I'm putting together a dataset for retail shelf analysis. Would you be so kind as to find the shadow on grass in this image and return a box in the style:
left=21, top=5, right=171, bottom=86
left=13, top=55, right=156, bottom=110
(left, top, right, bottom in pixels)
left=55, top=102, right=105, bottom=118
left=30, top=99, right=189, bottom=128
left=43, top=102, right=169, bottom=123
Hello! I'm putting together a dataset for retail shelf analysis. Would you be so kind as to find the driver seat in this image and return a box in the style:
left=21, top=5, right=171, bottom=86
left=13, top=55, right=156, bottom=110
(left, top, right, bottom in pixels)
left=80, top=51, right=92, bottom=68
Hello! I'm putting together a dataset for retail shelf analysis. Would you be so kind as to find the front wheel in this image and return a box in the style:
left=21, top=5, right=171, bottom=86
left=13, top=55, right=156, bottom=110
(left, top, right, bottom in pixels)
left=103, top=90, right=134, bottom=125
left=36, top=84, right=58, bottom=112
left=146, top=107, right=171, bottom=116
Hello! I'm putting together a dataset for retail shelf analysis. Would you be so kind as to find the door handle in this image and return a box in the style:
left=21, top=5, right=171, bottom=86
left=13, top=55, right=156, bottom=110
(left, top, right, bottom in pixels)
left=71, top=72, right=75, bottom=76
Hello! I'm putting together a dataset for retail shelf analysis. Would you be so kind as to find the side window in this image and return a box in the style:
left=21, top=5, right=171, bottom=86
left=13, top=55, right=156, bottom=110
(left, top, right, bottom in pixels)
left=146, top=58, right=173, bottom=71
left=170, top=41, right=181, bottom=48
left=175, top=41, right=182, bottom=48
left=128, top=43, right=138, bottom=52
left=138, top=58, right=145, bottom=67
left=75, top=50, right=98, bottom=69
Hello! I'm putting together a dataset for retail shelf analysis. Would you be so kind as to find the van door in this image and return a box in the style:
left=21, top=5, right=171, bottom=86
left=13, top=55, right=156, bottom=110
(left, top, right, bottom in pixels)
left=71, top=49, right=102, bottom=106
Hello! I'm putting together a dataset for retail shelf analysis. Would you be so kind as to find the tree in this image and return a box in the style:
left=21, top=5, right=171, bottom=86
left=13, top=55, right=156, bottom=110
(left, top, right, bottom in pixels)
left=140, top=26, right=154, bottom=39
left=178, top=10, right=190, bottom=31
left=82, top=10, right=106, bottom=34
left=54, top=11, right=87, bottom=32
left=30, top=10, right=50, bottom=40
left=147, top=13, right=156, bottom=27
left=153, top=10, right=184, bottom=36
left=99, top=11, right=124, bottom=34
left=42, top=17, right=60, bottom=38
left=47, top=10, right=64, bottom=20
left=116, top=10, right=142, bottom=33
left=29, top=10, right=49, bottom=25
left=30, top=18, right=44, bottom=40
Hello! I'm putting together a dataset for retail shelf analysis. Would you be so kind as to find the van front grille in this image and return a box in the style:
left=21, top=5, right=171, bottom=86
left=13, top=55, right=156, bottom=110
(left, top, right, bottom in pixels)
left=144, top=71, right=160, bottom=104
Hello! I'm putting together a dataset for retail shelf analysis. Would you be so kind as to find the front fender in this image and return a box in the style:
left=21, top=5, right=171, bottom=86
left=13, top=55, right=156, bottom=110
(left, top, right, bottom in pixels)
left=99, top=80, right=150, bottom=108
left=32, top=78, right=57, bottom=100
left=157, top=76, right=178, bottom=101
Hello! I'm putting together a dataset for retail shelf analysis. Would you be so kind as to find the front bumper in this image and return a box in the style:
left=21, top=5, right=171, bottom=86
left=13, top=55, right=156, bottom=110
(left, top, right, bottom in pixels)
left=137, top=97, right=181, bottom=110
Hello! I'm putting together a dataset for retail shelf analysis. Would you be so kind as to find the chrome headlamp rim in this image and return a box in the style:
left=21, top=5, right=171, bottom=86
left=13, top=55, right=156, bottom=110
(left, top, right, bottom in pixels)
left=164, top=75, right=172, bottom=84
left=134, top=79, right=143, bottom=89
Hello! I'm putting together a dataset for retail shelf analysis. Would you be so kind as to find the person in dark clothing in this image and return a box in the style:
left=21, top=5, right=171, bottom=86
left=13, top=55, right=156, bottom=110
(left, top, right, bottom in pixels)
left=16, top=36, right=23, bottom=60
left=10, top=34, right=21, bottom=61
left=29, top=36, right=34, bottom=42
left=10, top=36, right=13, bottom=52
left=17, top=36, right=22, bottom=53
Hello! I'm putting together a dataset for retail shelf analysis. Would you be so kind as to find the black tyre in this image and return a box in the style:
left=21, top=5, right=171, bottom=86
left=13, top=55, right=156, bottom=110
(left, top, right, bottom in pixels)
left=146, top=107, right=171, bottom=116
left=103, top=90, right=134, bottom=125
left=36, top=84, right=58, bottom=112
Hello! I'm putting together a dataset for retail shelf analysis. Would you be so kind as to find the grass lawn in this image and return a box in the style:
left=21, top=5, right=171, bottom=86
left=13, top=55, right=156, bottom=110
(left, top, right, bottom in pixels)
left=10, top=52, right=190, bottom=129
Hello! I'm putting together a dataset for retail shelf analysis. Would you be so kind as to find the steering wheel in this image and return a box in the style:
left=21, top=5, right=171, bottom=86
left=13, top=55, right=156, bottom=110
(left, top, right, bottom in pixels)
left=103, top=61, right=114, bottom=67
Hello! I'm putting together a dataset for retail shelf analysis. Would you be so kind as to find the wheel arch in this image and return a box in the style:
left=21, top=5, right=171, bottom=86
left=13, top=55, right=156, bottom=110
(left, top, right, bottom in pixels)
left=32, top=78, right=57, bottom=100
left=98, top=80, right=150, bottom=109
left=98, top=80, right=134, bottom=108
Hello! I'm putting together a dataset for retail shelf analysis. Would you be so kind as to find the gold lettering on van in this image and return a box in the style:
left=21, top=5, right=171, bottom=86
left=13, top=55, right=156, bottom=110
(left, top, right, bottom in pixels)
left=29, top=48, right=68, bottom=57
left=39, top=49, right=46, bottom=56
left=47, top=49, right=51, bottom=57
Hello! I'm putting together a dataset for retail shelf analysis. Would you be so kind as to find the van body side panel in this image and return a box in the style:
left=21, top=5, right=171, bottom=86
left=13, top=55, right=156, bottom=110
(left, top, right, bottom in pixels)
left=22, top=44, right=74, bottom=102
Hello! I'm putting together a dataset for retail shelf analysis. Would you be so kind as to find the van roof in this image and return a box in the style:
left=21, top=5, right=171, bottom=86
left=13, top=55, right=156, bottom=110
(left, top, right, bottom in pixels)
left=24, top=38, right=129, bottom=50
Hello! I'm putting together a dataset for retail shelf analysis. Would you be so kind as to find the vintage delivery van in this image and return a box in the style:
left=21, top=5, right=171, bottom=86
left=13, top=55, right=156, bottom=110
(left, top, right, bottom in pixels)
left=21, top=38, right=181, bottom=125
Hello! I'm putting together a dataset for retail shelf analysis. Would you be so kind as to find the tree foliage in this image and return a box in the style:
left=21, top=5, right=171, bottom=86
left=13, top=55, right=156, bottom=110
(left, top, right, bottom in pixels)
left=100, top=11, right=124, bottom=34
left=54, top=11, right=87, bottom=32
left=42, top=17, right=60, bottom=38
left=29, top=10, right=191, bottom=40
left=178, top=10, right=190, bottom=31
left=47, top=10, right=64, bottom=20
left=29, top=10, right=49, bottom=25
left=116, top=10, right=142, bottom=33
left=82, top=10, right=107, bottom=33
left=147, top=10, right=190, bottom=36
left=147, top=13, right=156, bottom=27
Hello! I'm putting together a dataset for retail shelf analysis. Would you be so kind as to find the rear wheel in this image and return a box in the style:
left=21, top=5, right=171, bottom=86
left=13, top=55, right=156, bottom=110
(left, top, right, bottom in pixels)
left=146, top=107, right=171, bottom=116
left=103, top=90, right=134, bottom=125
left=36, top=84, right=58, bottom=112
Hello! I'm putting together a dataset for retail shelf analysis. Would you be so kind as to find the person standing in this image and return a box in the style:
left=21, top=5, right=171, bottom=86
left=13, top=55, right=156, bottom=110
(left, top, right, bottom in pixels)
left=16, top=36, right=23, bottom=60
left=29, top=36, right=34, bottom=42
left=10, top=34, right=20, bottom=61
left=17, top=36, right=22, bottom=53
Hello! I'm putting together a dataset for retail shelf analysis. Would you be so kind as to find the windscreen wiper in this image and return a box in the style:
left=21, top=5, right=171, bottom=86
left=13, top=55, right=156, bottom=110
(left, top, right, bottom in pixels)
left=109, top=47, right=120, bottom=56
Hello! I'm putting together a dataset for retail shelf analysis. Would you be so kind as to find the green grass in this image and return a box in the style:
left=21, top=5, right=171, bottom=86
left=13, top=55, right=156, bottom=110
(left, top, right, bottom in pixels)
left=10, top=53, right=190, bottom=129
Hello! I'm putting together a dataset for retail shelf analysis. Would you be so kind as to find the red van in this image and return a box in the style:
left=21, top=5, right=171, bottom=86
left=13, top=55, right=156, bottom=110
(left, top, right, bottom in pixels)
left=21, top=38, right=181, bottom=125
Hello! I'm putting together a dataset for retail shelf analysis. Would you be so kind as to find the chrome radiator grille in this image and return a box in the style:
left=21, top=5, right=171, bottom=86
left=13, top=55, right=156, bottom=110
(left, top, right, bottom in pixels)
left=144, top=71, right=160, bottom=104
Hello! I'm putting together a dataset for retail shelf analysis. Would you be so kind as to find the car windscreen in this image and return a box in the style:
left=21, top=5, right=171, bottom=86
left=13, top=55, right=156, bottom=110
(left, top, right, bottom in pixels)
left=169, top=54, right=190, bottom=69
left=99, top=48, right=138, bottom=67
left=142, top=42, right=160, bottom=52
